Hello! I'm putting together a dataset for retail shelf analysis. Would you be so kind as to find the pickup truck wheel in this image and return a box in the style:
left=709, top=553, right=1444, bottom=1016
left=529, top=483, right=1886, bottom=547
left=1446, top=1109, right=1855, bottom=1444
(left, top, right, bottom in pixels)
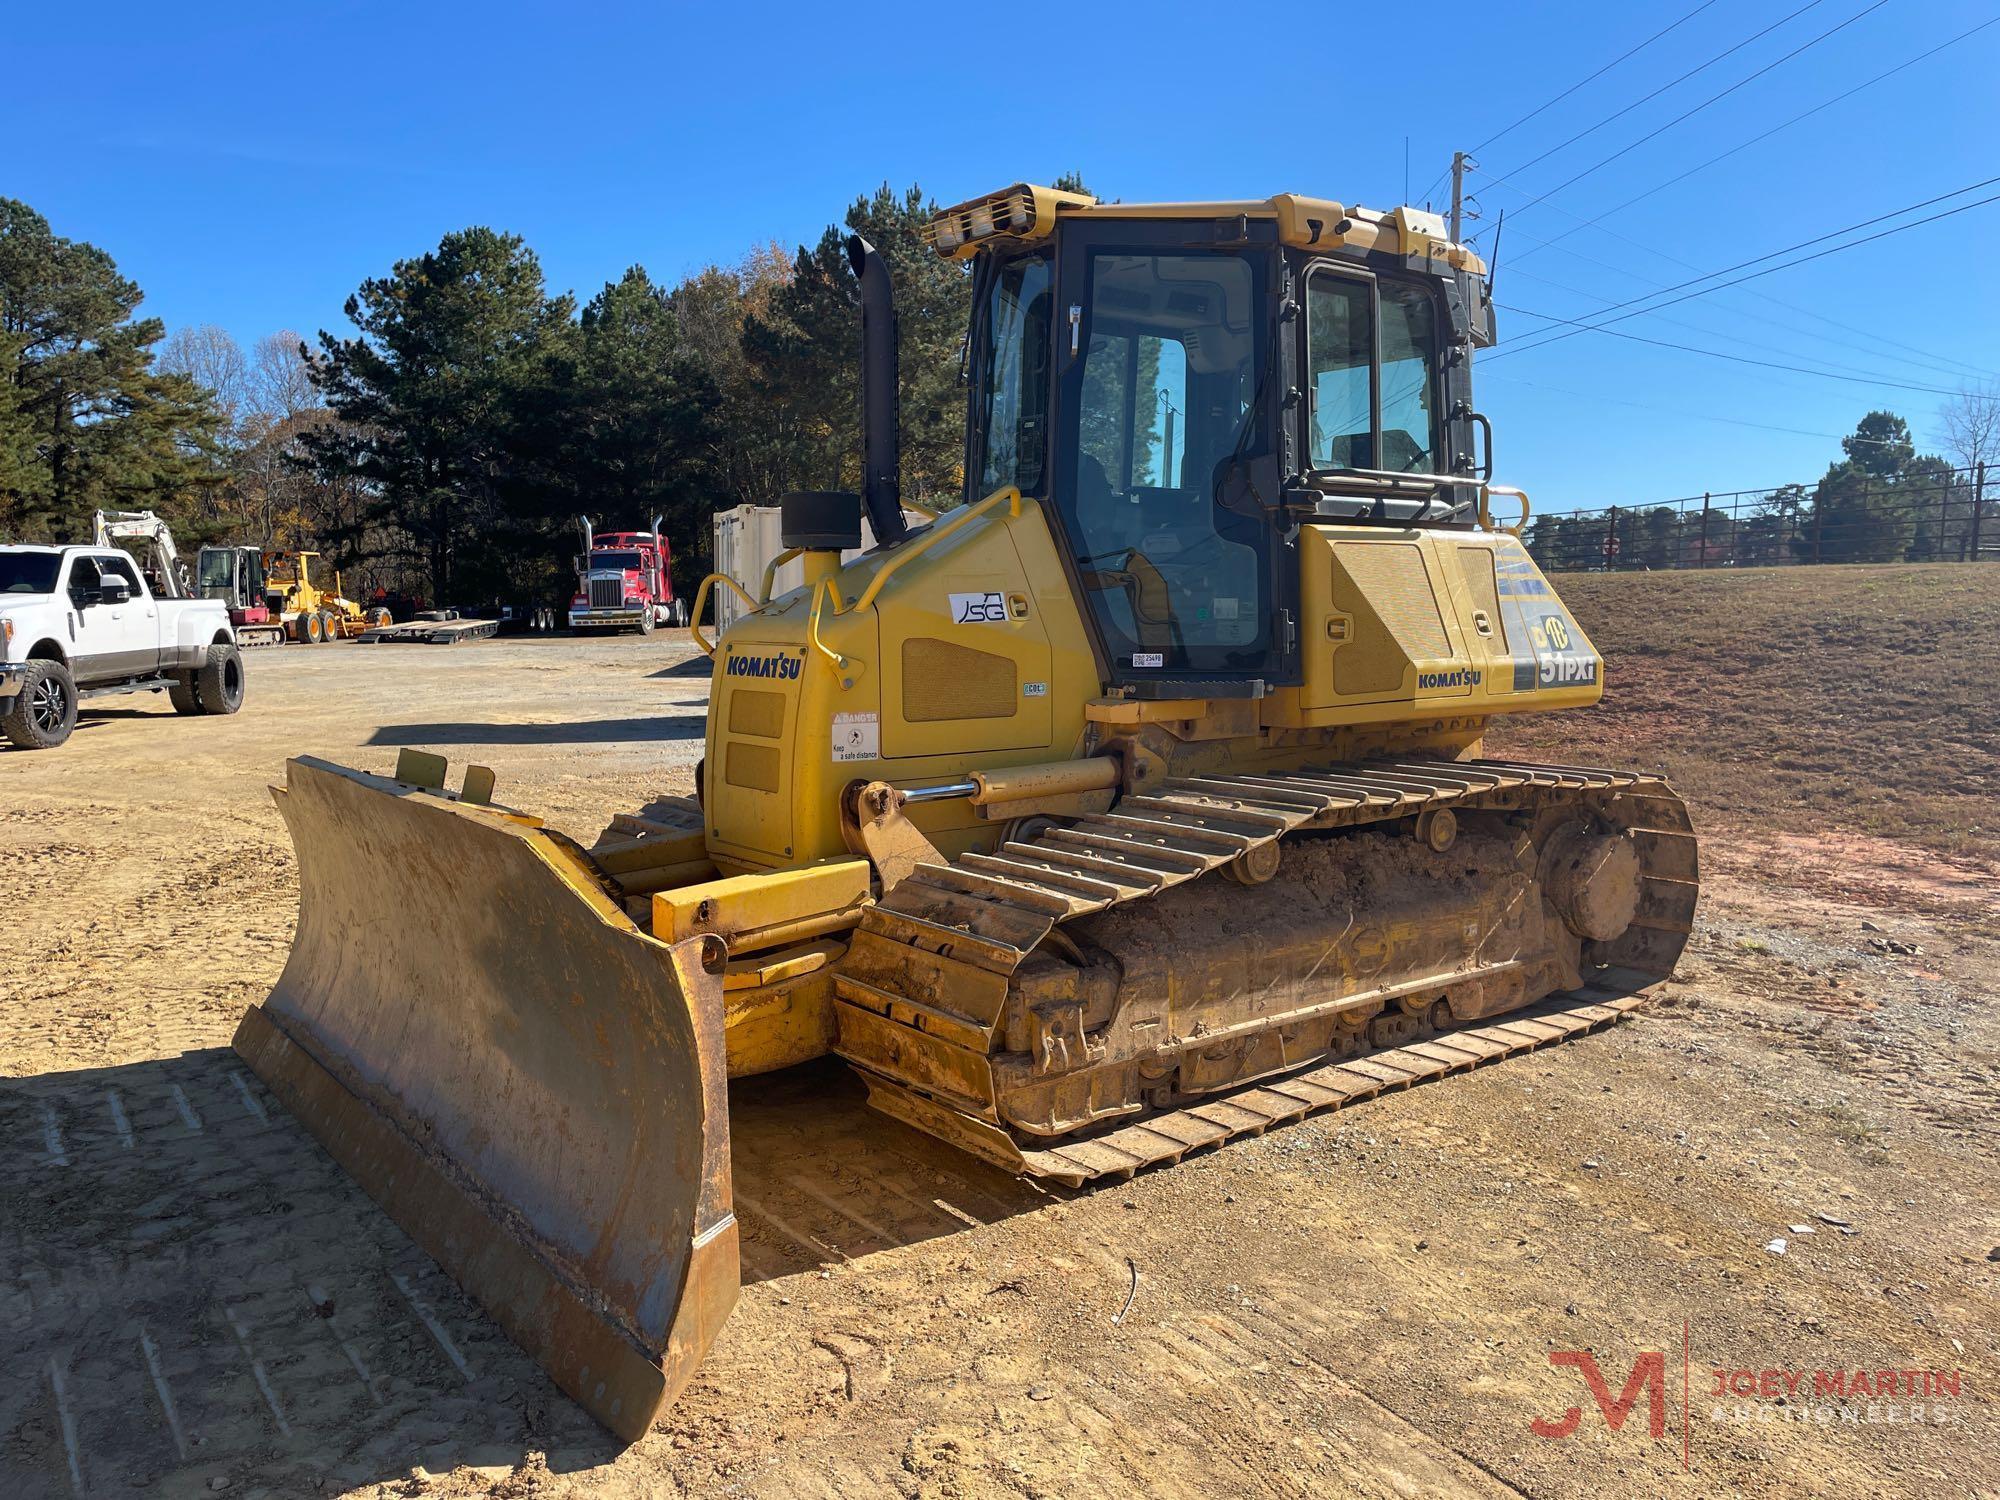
left=195, top=644, right=245, bottom=715
left=169, top=674, right=202, bottom=714
left=3, top=660, right=77, bottom=750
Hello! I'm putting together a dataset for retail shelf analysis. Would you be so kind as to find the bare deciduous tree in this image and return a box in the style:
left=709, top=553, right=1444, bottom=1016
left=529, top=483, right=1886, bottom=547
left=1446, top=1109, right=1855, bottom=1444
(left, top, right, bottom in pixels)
left=159, top=324, right=249, bottom=426
left=1940, top=382, right=2000, bottom=477
left=249, top=331, right=320, bottom=422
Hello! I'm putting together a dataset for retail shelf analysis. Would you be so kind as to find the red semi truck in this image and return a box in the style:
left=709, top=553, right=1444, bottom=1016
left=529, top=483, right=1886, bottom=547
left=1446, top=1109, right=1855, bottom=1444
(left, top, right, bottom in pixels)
left=567, top=516, right=684, bottom=633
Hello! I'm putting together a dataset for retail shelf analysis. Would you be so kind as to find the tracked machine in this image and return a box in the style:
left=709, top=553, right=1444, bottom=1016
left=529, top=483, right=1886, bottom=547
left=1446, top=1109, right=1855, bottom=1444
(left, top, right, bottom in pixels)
left=234, top=184, right=1697, bottom=1440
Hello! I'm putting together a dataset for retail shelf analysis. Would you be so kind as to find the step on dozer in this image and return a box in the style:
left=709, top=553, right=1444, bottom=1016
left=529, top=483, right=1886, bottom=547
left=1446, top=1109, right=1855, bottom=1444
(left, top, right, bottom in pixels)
left=235, top=184, right=1697, bottom=1440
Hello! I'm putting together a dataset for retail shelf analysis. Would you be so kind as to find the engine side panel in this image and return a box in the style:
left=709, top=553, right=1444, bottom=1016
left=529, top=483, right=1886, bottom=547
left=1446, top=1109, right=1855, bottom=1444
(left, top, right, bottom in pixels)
left=1266, top=527, right=1601, bottom=729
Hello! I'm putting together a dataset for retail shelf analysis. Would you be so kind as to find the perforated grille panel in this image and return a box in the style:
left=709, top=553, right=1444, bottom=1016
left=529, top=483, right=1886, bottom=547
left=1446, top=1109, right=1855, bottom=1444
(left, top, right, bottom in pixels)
left=1331, top=543, right=1449, bottom=697
left=901, top=638, right=1018, bottom=722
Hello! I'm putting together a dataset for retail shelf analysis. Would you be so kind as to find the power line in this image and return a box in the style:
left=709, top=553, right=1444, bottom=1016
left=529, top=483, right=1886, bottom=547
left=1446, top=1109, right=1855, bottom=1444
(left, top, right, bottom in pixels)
left=1471, top=159, right=2000, bottom=384
left=1495, top=0, right=1826, bottom=181
left=1496, top=226, right=2000, bottom=385
left=1498, top=261, right=1956, bottom=387
left=1480, top=368, right=1858, bottom=442
left=1515, top=14, right=2000, bottom=269
left=1488, top=175, right=2000, bottom=362
left=1499, top=301, right=1986, bottom=397
left=1499, top=0, right=1890, bottom=223
left=1468, top=1, right=1725, bottom=157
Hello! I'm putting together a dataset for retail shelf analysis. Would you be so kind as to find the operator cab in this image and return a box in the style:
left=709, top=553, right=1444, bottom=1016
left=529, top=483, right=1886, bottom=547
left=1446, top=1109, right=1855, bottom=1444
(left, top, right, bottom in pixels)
left=949, top=185, right=1494, bottom=691
left=196, top=546, right=267, bottom=607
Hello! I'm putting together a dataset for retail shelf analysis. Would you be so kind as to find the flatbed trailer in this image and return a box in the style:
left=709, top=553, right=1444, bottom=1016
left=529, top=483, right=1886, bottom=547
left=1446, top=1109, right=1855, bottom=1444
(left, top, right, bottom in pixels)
left=354, top=618, right=499, bottom=645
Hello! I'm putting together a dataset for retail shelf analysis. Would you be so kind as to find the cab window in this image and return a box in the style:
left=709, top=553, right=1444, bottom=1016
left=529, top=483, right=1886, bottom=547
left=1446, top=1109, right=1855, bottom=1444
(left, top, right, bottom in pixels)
left=1305, top=271, right=1441, bottom=475
left=1305, top=274, right=1372, bottom=468
left=66, top=555, right=100, bottom=605
left=99, top=553, right=145, bottom=596
left=1380, top=282, right=1439, bottom=473
left=977, top=256, right=1052, bottom=495
left=1059, top=250, right=1270, bottom=674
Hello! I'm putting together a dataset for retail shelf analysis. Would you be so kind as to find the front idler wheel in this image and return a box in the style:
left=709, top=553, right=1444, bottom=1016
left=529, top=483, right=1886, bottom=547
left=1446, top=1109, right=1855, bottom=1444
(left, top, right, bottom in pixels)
left=1543, top=823, right=1642, bottom=942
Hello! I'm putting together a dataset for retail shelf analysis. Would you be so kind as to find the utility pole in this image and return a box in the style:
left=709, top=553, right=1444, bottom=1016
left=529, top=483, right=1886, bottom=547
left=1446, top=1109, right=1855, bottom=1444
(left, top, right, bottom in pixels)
left=1450, top=152, right=1470, bottom=243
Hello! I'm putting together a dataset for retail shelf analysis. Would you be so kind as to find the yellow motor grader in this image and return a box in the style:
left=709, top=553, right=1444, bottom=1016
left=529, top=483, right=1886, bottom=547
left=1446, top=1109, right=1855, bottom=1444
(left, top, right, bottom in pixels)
left=260, top=549, right=391, bottom=643
left=234, top=184, right=1696, bottom=1440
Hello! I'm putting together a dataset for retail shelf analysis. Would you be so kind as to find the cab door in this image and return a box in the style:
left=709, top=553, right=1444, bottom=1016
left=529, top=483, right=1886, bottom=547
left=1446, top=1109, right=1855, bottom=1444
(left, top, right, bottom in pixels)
left=64, top=555, right=133, bottom=680
left=1051, top=219, right=1292, bottom=689
left=95, top=552, right=161, bottom=674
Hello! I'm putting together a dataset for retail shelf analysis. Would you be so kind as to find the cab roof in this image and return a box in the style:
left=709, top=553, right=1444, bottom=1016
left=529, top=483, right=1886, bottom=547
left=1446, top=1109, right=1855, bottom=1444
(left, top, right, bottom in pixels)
left=924, top=183, right=1485, bottom=276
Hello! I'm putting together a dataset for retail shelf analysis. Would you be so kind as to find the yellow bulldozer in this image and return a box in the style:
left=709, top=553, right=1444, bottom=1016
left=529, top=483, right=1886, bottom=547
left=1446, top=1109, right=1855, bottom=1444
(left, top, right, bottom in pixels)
left=233, top=184, right=1696, bottom=1440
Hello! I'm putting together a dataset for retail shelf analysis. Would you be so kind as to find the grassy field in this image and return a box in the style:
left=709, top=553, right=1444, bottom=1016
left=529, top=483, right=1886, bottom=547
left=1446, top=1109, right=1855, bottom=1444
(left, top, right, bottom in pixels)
left=1488, top=562, right=2000, bottom=860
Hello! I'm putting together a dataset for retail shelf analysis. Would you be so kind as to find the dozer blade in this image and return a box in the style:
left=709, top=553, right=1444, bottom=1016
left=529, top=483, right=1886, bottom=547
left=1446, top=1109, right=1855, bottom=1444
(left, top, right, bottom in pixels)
left=232, top=756, right=737, bottom=1441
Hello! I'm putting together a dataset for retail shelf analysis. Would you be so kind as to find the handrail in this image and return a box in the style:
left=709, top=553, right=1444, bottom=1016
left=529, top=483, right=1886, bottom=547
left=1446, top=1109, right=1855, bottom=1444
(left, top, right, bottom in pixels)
left=1482, top=483, right=1531, bottom=536
left=687, top=571, right=758, bottom=657
left=758, top=547, right=803, bottom=605
left=839, top=485, right=1021, bottom=619
left=806, top=577, right=851, bottom=684
left=1302, top=468, right=1530, bottom=537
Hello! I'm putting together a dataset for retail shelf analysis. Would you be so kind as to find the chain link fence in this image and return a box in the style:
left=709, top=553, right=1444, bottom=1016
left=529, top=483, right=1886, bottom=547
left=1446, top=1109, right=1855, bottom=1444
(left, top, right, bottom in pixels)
left=1524, top=462, right=1998, bottom=573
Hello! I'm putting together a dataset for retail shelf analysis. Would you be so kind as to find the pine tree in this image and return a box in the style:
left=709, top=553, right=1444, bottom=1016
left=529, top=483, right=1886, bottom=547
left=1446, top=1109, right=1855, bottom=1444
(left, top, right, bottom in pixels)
left=1797, top=412, right=1944, bottom=564
left=534, top=267, right=723, bottom=596
left=741, top=183, right=974, bottom=510
left=0, top=198, right=226, bottom=540
left=301, top=227, right=575, bottom=602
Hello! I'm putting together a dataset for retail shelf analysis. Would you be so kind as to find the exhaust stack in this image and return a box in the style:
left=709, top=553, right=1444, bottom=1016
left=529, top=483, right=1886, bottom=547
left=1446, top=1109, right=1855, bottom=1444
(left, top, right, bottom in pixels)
left=845, top=235, right=908, bottom=547
left=578, top=515, right=594, bottom=558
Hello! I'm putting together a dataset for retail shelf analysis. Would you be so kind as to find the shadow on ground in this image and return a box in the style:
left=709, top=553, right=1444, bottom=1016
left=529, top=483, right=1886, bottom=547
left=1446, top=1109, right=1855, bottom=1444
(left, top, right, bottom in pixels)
left=648, top=656, right=713, bottom=680
left=0, top=1050, right=1052, bottom=1495
left=366, top=715, right=707, bottom=746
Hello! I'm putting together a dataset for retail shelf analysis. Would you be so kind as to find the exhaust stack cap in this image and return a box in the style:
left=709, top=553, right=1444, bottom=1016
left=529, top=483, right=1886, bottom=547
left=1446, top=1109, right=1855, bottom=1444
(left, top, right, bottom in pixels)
left=780, top=490, right=864, bottom=552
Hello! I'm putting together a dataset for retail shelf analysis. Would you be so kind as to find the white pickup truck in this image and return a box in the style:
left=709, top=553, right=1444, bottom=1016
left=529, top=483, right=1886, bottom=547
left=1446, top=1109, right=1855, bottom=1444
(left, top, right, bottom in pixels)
left=0, top=543, right=245, bottom=750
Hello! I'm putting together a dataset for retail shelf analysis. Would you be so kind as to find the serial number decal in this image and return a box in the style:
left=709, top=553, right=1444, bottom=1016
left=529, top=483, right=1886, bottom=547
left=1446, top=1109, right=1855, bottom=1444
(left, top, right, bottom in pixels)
left=726, top=652, right=802, bottom=680
left=949, top=590, right=1008, bottom=624
left=1023, top=681, right=1048, bottom=697
left=1131, top=653, right=1164, bottom=668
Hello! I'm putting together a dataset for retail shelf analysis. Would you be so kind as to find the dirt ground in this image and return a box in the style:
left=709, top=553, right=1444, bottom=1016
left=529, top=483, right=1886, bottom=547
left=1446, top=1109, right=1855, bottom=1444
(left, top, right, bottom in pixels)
left=3, top=565, right=1997, bottom=1499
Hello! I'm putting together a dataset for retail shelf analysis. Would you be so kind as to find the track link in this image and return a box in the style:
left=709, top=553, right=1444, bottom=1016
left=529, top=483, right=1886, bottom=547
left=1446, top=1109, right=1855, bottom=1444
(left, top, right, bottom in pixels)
left=831, top=758, right=1697, bottom=1181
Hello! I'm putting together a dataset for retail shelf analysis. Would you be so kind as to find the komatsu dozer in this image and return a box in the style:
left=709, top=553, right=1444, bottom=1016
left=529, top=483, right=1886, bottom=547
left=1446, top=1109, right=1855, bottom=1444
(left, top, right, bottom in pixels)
left=235, top=184, right=1697, bottom=1440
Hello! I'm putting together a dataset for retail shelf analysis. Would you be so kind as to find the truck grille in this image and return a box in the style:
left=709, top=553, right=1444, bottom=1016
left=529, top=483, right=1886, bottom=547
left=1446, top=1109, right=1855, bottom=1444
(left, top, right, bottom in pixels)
left=589, top=578, right=623, bottom=609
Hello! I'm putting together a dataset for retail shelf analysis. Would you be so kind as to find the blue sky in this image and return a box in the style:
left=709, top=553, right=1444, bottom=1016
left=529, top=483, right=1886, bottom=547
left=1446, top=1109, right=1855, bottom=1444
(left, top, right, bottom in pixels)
left=6, top=0, right=1997, bottom=511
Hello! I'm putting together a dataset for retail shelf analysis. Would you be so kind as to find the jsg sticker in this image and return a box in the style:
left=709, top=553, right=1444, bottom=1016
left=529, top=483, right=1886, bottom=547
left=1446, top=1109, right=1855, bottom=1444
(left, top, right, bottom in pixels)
left=949, top=590, right=1007, bottom=624
left=1023, top=681, right=1048, bottom=698
left=832, top=711, right=879, bottom=762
